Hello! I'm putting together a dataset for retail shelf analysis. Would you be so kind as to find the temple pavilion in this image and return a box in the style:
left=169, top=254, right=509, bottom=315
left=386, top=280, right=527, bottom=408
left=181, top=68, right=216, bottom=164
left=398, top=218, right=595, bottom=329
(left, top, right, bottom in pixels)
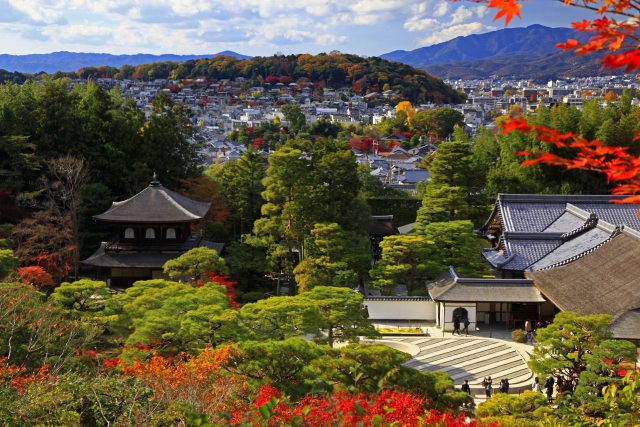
left=82, top=178, right=223, bottom=287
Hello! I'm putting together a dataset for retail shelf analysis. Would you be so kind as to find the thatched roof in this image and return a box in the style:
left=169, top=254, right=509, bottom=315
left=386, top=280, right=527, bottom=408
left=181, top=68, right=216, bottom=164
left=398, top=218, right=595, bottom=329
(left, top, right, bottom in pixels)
left=527, top=231, right=640, bottom=339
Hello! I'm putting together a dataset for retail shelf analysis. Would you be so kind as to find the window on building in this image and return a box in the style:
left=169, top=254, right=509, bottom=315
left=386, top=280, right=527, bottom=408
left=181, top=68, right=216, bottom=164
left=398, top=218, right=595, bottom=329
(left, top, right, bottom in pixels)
left=145, top=228, right=156, bottom=239
left=124, top=228, right=135, bottom=239
left=166, top=228, right=177, bottom=239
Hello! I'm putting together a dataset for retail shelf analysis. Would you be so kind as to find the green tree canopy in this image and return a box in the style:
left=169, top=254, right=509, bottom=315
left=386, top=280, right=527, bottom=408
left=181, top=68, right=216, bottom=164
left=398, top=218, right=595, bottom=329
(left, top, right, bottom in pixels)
left=420, top=220, right=488, bottom=277
left=293, top=223, right=371, bottom=292
left=370, top=234, right=443, bottom=294
left=0, top=249, right=18, bottom=279
left=162, top=247, right=228, bottom=282
left=50, top=279, right=111, bottom=314
left=237, top=295, right=322, bottom=341
left=111, top=279, right=231, bottom=357
left=298, top=286, right=378, bottom=347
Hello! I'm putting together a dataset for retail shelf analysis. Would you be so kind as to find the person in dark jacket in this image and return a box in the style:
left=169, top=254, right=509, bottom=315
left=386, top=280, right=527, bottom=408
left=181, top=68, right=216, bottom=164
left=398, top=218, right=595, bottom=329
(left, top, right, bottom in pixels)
left=461, top=379, right=471, bottom=395
left=545, top=377, right=555, bottom=403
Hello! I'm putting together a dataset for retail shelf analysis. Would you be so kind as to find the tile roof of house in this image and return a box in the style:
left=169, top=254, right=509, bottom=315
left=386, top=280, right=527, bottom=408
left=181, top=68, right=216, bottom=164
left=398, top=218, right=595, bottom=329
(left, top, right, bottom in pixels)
left=428, top=268, right=545, bottom=303
left=481, top=194, right=640, bottom=273
left=94, top=180, right=211, bottom=223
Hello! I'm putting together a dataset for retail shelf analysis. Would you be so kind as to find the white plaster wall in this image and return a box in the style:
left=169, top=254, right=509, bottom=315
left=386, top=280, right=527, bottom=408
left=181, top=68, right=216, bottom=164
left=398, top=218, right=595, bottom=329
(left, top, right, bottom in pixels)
left=364, top=300, right=436, bottom=320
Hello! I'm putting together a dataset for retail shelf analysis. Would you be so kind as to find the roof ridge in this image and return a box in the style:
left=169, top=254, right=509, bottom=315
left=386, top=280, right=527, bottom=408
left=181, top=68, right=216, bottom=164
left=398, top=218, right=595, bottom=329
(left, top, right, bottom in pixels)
left=534, top=227, right=621, bottom=271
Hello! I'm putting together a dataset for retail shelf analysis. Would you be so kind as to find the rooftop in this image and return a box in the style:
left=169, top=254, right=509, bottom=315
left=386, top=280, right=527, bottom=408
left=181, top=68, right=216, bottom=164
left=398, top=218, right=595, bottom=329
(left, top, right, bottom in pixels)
left=94, top=179, right=211, bottom=223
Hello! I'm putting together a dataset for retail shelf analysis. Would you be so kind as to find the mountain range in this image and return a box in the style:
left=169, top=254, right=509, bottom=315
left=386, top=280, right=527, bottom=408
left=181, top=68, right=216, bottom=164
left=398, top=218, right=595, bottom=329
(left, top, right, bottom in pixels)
left=0, top=51, right=251, bottom=74
left=380, top=24, right=615, bottom=80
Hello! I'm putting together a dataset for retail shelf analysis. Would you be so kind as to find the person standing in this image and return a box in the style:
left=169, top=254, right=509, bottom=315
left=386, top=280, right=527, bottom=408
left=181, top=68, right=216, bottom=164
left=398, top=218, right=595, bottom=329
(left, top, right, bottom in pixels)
left=482, top=376, right=493, bottom=398
left=461, top=379, right=471, bottom=395
left=462, top=317, right=470, bottom=336
left=545, top=377, right=555, bottom=403
left=532, top=377, right=542, bottom=393
left=525, top=320, right=533, bottom=342
left=504, top=378, right=510, bottom=394
left=453, top=316, right=461, bottom=335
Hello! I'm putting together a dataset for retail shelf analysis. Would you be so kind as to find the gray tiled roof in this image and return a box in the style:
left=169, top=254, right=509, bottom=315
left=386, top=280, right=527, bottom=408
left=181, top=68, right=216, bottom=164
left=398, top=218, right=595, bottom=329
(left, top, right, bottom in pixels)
left=571, top=203, right=640, bottom=231
left=402, top=169, right=430, bottom=184
left=500, top=235, right=563, bottom=271
left=94, top=181, right=211, bottom=223
left=483, top=194, right=640, bottom=273
left=501, top=203, right=566, bottom=232
left=544, top=210, right=589, bottom=233
left=529, top=227, right=614, bottom=271
left=428, top=268, right=545, bottom=303
left=492, top=194, right=635, bottom=233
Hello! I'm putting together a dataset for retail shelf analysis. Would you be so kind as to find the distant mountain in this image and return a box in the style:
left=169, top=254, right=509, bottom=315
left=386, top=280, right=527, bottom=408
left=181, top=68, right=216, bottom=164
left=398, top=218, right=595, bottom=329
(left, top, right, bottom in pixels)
left=0, top=51, right=252, bottom=74
left=423, top=50, right=617, bottom=81
left=380, top=24, right=589, bottom=70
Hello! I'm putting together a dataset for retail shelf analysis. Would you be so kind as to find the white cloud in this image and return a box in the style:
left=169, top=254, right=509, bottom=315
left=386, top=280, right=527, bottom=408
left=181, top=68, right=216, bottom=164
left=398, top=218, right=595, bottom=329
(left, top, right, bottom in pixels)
left=419, top=22, right=496, bottom=45
left=451, top=5, right=473, bottom=25
left=433, top=2, right=450, bottom=17
left=404, top=16, right=438, bottom=32
left=7, top=0, right=66, bottom=23
left=475, top=5, right=489, bottom=18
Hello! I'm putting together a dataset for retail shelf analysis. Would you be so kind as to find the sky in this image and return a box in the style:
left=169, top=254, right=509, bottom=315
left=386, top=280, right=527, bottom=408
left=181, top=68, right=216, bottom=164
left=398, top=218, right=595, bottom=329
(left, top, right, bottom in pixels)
left=0, top=0, right=595, bottom=56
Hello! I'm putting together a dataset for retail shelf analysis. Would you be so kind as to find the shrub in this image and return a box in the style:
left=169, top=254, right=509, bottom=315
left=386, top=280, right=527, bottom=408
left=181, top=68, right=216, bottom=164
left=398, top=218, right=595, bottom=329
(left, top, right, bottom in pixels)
left=239, top=291, right=267, bottom=303
left=512, top=329, right=527, bottom=343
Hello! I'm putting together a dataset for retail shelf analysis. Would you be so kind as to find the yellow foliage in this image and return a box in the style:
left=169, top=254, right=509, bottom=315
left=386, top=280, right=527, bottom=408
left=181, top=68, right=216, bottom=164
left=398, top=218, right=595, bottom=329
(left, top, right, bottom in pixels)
left=396, top=101, right=415, bottom=123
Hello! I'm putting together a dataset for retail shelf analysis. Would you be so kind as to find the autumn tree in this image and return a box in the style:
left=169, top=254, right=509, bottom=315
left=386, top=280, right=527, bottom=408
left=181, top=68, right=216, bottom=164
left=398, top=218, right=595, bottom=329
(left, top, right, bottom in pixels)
left=396, top=101, right=416, bottom=124
left=476, top=0, right=640, bottom=203
left=47, top=155, right=88, bottom=278
left=11, top=209, right=74, bottom=281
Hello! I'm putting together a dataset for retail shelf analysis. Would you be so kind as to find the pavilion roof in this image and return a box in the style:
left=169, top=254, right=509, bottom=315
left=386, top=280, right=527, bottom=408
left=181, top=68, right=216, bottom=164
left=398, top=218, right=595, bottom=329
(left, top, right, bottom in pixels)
left=94, top=180, right=211, bottom=223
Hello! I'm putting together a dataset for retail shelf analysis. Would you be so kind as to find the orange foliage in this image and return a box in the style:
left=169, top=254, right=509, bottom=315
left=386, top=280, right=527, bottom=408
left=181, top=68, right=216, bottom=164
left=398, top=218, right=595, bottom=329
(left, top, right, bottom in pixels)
left=17, top=266, right=55, bottom=289
left=121, top=345, right=248, bottom=417
left=179, top=176, right=230, bottom=223
left=0, top=358, right=54, bottom=392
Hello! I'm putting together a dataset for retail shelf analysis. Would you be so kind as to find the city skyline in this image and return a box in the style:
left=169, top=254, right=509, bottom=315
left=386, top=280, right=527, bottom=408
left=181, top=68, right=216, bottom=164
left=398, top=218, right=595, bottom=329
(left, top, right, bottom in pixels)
left=0, top=0, right=593, bottom=57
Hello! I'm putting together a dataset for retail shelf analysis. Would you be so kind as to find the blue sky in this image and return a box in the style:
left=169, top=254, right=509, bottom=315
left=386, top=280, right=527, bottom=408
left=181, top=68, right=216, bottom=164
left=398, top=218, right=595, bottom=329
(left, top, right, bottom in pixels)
left=0, top=1, right=594, bottom=56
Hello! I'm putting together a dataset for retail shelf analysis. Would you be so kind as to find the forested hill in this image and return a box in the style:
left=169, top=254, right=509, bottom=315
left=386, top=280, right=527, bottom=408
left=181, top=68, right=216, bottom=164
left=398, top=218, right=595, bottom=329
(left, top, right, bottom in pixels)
left=121, top=53, right=462, bottom=104
left=0, top=53, right=464, bottom=104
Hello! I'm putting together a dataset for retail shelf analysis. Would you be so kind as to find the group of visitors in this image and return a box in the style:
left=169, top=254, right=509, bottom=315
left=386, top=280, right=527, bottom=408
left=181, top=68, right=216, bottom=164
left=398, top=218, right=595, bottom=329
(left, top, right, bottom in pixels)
left=480, top=376, right=510, bottom=397
left=532, top=375, right=578, bottom=403
left=452, top=315, right=471, bottom=335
